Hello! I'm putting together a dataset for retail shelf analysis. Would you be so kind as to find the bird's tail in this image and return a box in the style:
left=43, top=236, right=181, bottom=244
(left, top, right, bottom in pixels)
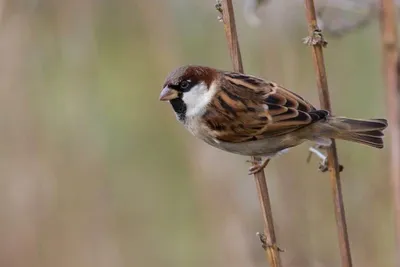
left=325, top=117, right=388, bottom=148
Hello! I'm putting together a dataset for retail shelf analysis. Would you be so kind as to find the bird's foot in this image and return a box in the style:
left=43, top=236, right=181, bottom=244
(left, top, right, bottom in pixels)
left=247, top=158, right=270, bottom=175
left=256, top=232, right=284, bottom=252
left=303, top=28, right=328, bottom=47
left=306, top=145, right=344, bottom=172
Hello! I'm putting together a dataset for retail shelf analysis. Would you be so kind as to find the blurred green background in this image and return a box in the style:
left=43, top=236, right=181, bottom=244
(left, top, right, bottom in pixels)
left=0, top=0, right=394, bottom=266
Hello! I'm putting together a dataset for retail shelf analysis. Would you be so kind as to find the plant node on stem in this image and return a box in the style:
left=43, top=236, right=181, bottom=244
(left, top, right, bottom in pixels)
left=303, top=28, right=328, bottom=47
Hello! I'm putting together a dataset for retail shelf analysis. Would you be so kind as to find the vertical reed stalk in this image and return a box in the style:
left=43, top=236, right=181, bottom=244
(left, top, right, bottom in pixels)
left=217, top=0, right=282, bottom=266
left=379, top=0, right=400, bottom=265
left=303, top=1, right=353, bottom=266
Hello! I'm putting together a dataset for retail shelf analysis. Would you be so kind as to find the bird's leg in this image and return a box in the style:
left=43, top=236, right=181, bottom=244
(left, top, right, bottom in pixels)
left=307, top=145, right=344, bottom=172
left=307, top=146, right=329, bottom=172
left=248, top=157, right=270, bottom=175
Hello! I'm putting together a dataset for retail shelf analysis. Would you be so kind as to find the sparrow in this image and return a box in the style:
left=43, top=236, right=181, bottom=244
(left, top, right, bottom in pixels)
left=159, top=65, right=388, bottom=174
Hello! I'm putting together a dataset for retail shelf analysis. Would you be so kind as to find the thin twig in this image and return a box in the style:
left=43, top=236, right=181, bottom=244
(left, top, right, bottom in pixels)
left=216, top=0, right=282, bottom=266
left=379, top=0, right=400, bottom=265
left=303, top=1, right=353, bottom=267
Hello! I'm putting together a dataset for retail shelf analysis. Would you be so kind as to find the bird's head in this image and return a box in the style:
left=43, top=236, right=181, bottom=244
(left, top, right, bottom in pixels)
left=159, top=65, right=218, bottom=122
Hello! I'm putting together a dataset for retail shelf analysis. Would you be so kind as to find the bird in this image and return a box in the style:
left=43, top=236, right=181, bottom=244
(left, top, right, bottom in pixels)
left=159, top=65, right=388, bottom=174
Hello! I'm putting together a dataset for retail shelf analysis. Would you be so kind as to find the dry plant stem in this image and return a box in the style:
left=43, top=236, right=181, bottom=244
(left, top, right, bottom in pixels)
left=303, top=1, right=353, bottom=267
left=379, top=0, right=400, bottom=264
left=218, top=0, right=282, bottom=266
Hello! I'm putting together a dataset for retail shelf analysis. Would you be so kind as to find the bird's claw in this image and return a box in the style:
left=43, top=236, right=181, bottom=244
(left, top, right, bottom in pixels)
left=307, top=146, right=344, bottom=173
left=248, top=158, right=270, bottom=175
left=248, top=164, right=265, bottom=175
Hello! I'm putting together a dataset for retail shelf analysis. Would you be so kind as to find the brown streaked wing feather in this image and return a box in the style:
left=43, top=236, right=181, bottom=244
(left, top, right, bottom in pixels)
left=201, top=72, right=328, bottom=143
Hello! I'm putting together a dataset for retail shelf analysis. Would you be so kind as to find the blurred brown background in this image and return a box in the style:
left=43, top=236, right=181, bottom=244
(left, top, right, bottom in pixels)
left=0, top=0, right=394, bottom=266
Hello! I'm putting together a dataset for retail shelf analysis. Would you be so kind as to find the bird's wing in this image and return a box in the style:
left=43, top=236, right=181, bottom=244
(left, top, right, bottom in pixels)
left=201, top=71, right=328, bottom=143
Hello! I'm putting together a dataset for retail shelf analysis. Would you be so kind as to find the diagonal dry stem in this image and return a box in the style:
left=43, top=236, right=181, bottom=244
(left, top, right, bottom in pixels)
left=216, top=0, right=282, bottom=266
left=303, top=1, right=353, bottom=267
left=379, top=0, right=400, bottom=265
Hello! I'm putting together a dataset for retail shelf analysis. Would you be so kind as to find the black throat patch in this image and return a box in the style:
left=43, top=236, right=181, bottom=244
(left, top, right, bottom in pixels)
left=170, top=98, right=187, bottom=122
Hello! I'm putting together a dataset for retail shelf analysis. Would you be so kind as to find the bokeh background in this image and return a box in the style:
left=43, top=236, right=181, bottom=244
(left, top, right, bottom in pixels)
left=0, top=0, right=395, bottom=266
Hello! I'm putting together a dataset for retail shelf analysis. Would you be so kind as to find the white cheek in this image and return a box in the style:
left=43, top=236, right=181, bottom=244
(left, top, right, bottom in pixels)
left=183, top=82, right=217, bottom=117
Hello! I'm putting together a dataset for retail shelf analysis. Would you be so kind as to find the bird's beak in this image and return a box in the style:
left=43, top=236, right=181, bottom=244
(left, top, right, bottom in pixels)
left=159, top=87, right=179, bottom=101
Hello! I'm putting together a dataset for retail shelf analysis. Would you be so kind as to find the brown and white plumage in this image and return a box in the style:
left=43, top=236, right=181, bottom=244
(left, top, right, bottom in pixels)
left=159, top=65, right=387, bottom=171
left=201, top=70, right=329, bottom=143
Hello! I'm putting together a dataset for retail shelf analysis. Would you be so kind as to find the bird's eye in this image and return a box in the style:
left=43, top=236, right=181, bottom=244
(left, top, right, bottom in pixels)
left=180, top=80, right=190, bottom=89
